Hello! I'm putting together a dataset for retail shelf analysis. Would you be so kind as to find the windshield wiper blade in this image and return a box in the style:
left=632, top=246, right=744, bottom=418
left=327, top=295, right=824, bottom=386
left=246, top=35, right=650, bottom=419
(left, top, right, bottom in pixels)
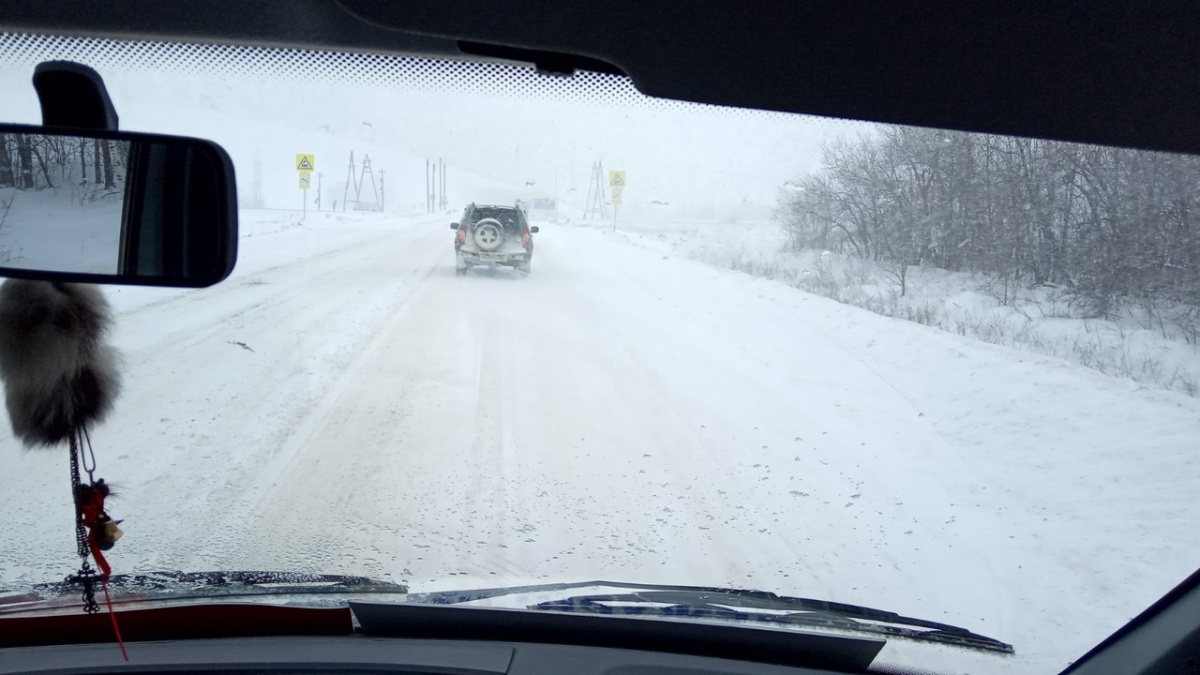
left=532, top=589, right=1013, bottom=654
left=406, top=580, right=1012, bottom=655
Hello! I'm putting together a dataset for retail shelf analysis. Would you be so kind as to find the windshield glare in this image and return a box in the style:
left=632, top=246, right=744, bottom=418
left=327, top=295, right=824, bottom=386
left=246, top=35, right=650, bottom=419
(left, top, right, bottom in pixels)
left=1, top=36, right=1198, bottom=675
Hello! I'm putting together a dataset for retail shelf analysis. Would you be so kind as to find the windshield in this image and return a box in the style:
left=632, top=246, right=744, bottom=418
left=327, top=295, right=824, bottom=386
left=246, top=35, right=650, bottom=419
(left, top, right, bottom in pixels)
left=1, top=35, right=1198, bottom=675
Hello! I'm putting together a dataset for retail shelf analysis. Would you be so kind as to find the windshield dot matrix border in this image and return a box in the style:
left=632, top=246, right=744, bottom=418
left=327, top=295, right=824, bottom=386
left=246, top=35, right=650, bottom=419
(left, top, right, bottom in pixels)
left=0, top=32, right=828, bottom=124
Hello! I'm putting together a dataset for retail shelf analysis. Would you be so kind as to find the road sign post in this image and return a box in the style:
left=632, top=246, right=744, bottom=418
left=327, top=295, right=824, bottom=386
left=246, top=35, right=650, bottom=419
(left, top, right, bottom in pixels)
left=608, top=170, right=626, bottom=230
left=299, top=171, right=312, bottom=217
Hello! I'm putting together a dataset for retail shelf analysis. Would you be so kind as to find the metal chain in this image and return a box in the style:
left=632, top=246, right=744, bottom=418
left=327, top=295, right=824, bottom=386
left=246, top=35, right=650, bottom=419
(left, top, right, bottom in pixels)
left=69, top=432, right=88, bottom=559
left=82, top=426, right=98, bottom=484
left=68, top=430, right=100, bottom=614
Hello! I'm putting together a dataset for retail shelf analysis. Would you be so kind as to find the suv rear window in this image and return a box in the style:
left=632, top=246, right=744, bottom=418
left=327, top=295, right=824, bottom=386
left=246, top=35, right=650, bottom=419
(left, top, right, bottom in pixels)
left=469, top=206, right=524, bottom=231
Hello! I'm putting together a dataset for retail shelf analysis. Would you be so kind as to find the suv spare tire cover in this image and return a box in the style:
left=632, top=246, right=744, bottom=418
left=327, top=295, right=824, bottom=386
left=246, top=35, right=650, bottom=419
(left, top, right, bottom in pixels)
left=473, top=218, right=506, bottom=251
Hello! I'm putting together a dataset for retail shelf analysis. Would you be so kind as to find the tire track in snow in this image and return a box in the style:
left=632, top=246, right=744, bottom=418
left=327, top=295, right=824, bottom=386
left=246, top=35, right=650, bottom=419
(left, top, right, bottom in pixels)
left=199, top=253, right=449, bottom=571
left=88, top=221, right=448, bottom=574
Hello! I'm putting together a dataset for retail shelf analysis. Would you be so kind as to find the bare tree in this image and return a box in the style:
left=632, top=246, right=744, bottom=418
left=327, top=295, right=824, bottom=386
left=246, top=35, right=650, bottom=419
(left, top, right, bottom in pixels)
left=15, top=134, right=33, bottom=189
left=779, top=125, right=1200, bottom=316
left=101, top=139, right=114, bottom=189
left=0, top=133, right=13, bottom=188
left=29, top=143, right=54, bottom=189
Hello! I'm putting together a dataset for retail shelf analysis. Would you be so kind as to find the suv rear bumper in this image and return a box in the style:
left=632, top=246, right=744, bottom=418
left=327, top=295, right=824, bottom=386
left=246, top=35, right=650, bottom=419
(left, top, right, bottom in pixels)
left=459, top=249, right=531, bottom=265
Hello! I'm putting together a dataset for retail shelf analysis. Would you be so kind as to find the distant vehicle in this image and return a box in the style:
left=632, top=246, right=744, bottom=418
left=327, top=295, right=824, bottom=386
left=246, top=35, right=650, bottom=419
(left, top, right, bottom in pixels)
left=452, top=203, right=539, bottom=275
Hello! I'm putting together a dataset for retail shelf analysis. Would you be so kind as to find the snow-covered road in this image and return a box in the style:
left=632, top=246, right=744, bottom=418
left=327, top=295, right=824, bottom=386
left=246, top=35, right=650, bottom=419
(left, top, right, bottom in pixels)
left=4, top=211, right=1199, bottom=674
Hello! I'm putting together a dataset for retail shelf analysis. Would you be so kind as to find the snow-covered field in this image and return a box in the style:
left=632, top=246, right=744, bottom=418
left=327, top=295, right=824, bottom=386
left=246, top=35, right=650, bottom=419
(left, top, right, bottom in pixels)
left=2, top=209, right=1198, bottom=674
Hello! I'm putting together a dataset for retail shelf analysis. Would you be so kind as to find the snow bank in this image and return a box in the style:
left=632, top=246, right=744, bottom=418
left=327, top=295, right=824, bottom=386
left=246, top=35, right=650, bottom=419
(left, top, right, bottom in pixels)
left=608, top=219, right=1200, bottom=398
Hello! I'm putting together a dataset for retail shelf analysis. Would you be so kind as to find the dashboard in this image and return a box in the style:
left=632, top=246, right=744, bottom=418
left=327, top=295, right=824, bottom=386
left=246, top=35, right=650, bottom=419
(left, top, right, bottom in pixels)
left=0, top=635, right=899, bottom=675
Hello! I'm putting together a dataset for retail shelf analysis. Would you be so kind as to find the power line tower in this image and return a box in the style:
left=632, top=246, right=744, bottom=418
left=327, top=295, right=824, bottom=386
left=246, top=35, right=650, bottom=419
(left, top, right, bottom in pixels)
left=583, top=161, right=608, bottom=220
left=359, top=154, right=380, bottom=211
left=342, top=152, right=381, bottom=211
left=343, top=151, right=359, bottom=211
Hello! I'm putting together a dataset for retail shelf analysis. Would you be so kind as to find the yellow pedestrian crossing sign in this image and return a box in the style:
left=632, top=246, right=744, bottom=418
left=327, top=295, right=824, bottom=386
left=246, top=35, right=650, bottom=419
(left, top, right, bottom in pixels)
left=296, top=154, right=315, bottom=171
left=608, top=170, right=626, bottom=206
left=299, top=171, right=312, bottom=190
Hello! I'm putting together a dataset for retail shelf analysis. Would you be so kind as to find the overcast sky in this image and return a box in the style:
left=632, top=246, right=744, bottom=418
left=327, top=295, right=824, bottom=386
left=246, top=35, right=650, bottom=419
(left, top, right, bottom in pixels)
left=0, top=59, right=868, bottom=218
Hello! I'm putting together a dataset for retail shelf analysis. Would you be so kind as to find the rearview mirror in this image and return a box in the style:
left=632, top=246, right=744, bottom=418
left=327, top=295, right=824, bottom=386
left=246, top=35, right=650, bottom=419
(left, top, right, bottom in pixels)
left=530, top=226, right=540, bottom=233
left=0, top=124, right=236, bottom=287
left=450, top=222, right=460, bottom=230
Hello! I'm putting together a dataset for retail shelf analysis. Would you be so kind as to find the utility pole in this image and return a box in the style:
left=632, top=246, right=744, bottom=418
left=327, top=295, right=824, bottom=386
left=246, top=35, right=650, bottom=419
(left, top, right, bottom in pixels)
left=316, top=172, right=323, bottom=211
left=440, top=160, right=447, bottom=209
left=379, top=169, right=385, bottom=212
left=426, top=159, right=443, bottom=213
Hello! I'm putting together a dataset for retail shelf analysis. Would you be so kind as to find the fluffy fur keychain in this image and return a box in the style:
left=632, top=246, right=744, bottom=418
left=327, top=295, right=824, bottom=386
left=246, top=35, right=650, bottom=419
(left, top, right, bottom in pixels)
left=0, top=279, right=122, bottom=446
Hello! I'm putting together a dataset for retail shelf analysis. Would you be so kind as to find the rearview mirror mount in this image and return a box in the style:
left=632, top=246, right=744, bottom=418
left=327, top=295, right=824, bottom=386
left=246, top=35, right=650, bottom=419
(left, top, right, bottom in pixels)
left=0, top=124, right=237, bottom=287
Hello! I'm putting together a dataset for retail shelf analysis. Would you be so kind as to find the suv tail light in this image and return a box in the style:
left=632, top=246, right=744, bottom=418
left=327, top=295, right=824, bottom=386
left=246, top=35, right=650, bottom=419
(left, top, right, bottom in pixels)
left=457, top=225, right=467, bottom=243
left=522, top=228, right=531, bottom=246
